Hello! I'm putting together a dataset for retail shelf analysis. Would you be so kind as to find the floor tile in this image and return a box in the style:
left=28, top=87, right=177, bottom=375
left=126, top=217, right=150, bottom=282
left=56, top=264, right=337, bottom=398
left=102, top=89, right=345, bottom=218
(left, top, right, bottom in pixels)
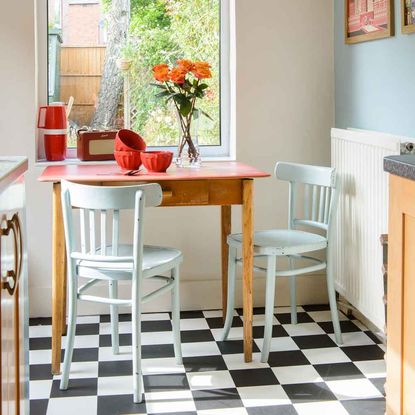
left=302, top=347, right=351, bottom=365
left=97, top=394, right=146, bottom=414
left=206, top=316, right=242, bottom=329
left=142, top=357, right=185, bottom=375
left=326, top=378, right=384, bottom=400
left=47, top=396, right=97, bottom=415
left=144, top=373, right=190, bottom=392
left=254, top=336, right=299, bottom=352
left=180, top=318, right=210, bottom=331
left=272, top=365, right=322, bottom=385
left=247, top=405, right=298, bottom=415
left=267, top=350, right=310, bottom=367
left=181, top=329, right=215, bottom=343
left=98, top=375, right=133, bottom=396
left=306, top=310, right=348, bottom=322
left=192, top=388, right=242, bottom=410
left=369, top=377, right=386, bottom=395
left=275, top=312, right=314, bottom=324
left=341, top=345, right=385, bottom=361
left=187, top=370, right=235, bottom=390
left=30, top=399, right=49, bottom=415
left=29, top=380, right=53, bottom=400
left=54, top=361, right=98, bottom=380
left=222, top=353, right=269, bottom=371
left=295, top=400, right=349, bottom=415
left=329, top=332, right=375, bottom=347
left=341, top=398, right=386, bottom=415
left=183, top=355, right=227, bottom=373
left=313, top=362, right=364, bottom=381
left=30, top=364, right=54, bottom=381
left=237, top=384, right=290, bottom=407
left=283, top=382, right=337, bottom=404
left=283, top=323, right=326, bottom=337
left=99, top=360, right=132, bottom=377
left=230, top=368, right=278, bottom=388
left=50, top=378, right=98, bottom=398
left=197, top=407, right=248, bottom=415
left=353, top=360, right=386, bottom=379
left=142, top=344, right=175, bottom=359
left=318, top=320, right=360, bottom=334
left=142, top=320, right=172, bottom=332
left=292, top=334, right=337, bottom=350
left=217, top=340, right=260, bottom=355
left=145, top=390, right=196, bottom=414
left=181, top=341, right=221, bottom=357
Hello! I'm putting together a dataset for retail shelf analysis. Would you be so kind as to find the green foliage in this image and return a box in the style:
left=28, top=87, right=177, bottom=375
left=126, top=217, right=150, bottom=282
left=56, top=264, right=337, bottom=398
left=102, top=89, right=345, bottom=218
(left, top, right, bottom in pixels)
left=124, top=0, right=220, bottom=146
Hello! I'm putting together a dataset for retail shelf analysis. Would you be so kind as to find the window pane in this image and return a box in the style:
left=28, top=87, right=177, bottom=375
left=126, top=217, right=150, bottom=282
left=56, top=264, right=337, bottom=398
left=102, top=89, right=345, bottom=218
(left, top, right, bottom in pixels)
left=47, top=0, right=221, bottom=148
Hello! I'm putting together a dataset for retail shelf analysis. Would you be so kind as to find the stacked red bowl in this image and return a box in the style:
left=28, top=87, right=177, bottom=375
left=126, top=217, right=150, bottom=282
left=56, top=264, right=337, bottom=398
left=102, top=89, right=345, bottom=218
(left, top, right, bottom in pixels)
left=114, top=129, right=146, bottom=170
left=141, top=151, right=173, bottom=173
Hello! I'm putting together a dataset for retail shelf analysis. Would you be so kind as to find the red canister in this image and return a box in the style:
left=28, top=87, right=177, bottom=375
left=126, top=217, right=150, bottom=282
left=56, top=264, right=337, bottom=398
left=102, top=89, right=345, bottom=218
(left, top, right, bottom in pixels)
left=38, top=103, right=67, bottom=161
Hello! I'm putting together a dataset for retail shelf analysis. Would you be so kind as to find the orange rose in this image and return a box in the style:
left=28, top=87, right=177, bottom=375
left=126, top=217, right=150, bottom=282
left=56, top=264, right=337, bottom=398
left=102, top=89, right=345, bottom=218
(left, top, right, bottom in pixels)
left=192, top=61, right=212, bottom=79
left=169, top=67, right=187, bottom=84
left=177, top=59, right=194, bottom=72
left=153, top=63, right=170, bottom=82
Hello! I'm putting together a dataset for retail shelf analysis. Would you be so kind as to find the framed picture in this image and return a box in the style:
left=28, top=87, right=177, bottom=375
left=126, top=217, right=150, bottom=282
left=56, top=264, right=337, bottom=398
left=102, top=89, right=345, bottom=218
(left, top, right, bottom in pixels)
left=345, top=0, right=394, bottom=44
left=401, top=0, right=415, bottom=33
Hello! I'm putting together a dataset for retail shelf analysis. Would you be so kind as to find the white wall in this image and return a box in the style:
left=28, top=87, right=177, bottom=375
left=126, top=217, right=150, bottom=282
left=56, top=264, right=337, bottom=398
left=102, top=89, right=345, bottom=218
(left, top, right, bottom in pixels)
left=0, top=0, right=334, bottom=317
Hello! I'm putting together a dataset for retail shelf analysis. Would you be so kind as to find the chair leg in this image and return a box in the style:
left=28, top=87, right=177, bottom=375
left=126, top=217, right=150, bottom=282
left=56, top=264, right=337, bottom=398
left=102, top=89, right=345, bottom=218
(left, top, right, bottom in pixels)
left=221, top=246, right=237, bottom=341
left=60, top=273, right=78, bottom=390
left=288, top=257, right=297, bottom=325
left=326, top=257, right=343, bottom=345
left=109, top=280, right=119, bottom=355
left=171, top=266, right=182, bottom=365
left=261, top=255, right=277, bottom=363
left=132, top=277, right=143, bottom=403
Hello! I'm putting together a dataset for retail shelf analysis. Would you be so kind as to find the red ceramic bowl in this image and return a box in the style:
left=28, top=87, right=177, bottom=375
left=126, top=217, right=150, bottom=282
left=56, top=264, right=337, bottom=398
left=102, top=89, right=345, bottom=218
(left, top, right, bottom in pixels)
left=115, top=129, right=147, bottom=152
left=114, top=150, right=142, bottom=170
left=141, top=151, right=173, bottom=173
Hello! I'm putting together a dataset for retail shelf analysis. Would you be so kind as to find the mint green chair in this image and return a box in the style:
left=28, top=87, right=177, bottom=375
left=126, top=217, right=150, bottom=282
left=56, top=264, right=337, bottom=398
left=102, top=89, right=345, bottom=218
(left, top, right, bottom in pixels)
left=59, top=180, right=183, bottom=403
left=222, top=162, right=343, bottom=362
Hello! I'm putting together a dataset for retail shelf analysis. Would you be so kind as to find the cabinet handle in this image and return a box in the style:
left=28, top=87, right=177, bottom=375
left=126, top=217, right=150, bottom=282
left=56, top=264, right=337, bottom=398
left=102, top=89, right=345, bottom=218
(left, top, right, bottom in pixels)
left=1, top=213, right=22, bottom=296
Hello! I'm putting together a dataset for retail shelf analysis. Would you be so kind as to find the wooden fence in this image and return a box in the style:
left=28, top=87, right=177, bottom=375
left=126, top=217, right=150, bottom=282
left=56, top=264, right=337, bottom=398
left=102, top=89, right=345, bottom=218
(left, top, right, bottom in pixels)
left=60, top=46, right=106, bottom=126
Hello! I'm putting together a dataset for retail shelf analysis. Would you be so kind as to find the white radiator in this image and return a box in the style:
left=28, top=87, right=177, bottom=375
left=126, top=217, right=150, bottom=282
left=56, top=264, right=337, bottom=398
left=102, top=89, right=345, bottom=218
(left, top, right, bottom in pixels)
left=331, top=128, right=414, bottom=331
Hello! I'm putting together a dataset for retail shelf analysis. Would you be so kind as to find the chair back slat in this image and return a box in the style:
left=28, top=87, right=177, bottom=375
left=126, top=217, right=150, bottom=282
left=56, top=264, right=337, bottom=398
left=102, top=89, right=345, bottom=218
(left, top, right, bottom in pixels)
left=304, top=184, right=310, bottom=219
left=100, top=210, right=107, bottom=256
left=89, top=209, right=96, bottom=253
left=311, top=185, right=318, bottom=221
left=275, top=162, right=337, bottom=233
left=318, top=187, right=325, bottom=223
left=80, top=208, right=87, bottom=254
left=112, top=210, right=120, bottom=256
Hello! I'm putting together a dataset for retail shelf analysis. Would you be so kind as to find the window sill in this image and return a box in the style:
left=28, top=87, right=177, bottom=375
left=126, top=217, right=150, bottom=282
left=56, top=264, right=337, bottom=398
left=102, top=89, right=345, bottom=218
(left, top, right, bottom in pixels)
left=35, top=155, right=236, bottom=167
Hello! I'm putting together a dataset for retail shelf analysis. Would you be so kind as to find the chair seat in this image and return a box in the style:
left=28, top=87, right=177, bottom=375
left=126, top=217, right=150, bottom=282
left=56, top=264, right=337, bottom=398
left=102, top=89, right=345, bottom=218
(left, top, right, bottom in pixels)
left=77, top=244, right=183, bottom=280
left=227, top=229, right=327, bottom=255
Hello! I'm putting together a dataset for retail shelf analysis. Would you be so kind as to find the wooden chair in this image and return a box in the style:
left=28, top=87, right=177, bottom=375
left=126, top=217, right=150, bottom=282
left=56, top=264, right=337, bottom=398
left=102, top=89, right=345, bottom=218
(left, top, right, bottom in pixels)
left=222, top=162, right=343, bottom=362
left=59, top=180, right=183, bottom=403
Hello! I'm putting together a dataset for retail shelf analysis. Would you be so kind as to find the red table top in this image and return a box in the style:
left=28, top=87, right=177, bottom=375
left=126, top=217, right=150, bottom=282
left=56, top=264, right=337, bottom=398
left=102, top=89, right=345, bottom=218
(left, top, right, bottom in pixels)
left=38, top=161, right=270, bottom=183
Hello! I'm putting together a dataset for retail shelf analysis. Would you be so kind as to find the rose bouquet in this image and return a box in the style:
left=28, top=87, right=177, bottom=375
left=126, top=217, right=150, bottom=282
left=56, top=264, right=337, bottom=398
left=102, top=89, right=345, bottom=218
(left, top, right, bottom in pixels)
left=152, top=59, right=212, bottom=167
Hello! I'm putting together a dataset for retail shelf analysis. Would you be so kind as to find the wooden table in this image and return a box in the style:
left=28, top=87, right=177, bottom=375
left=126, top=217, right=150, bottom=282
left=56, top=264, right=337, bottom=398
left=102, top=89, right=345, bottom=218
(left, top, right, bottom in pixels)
left=38, top=161, right=269, bottom=374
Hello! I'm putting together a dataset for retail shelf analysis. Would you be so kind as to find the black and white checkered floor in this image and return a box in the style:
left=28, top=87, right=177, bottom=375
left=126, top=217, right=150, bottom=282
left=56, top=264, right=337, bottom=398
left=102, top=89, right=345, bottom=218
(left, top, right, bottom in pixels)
left=29, top=305, right=386, bottom=415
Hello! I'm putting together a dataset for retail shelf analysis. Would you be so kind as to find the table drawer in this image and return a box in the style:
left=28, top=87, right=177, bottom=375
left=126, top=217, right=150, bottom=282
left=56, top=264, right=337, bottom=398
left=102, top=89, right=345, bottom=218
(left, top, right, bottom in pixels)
left=160, top=181, right=209, bottom=206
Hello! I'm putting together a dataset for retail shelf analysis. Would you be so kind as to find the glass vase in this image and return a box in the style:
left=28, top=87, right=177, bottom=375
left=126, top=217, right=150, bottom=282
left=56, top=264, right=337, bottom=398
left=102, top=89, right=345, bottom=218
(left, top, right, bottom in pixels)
left=175, top=110, right=201, bottom=168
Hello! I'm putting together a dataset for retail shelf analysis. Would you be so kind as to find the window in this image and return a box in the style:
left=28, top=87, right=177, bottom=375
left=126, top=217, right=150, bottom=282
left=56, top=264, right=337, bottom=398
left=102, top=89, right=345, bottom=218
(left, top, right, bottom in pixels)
left=38, top=0, right=234, bottom=160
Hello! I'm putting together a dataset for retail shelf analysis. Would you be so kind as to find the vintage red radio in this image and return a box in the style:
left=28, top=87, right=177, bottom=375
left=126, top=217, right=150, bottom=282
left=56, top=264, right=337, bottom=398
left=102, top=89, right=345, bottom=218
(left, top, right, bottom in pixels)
left=77, top=130, right=117, bottom=161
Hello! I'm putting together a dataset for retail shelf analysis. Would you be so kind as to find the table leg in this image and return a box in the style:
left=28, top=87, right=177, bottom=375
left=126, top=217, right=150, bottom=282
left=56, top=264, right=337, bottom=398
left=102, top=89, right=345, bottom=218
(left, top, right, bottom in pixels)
left=221, top=205, right=231, bottom=321
left=242, top=179, right=254, bottom=363
left=51, top=183, right=67, bottom=375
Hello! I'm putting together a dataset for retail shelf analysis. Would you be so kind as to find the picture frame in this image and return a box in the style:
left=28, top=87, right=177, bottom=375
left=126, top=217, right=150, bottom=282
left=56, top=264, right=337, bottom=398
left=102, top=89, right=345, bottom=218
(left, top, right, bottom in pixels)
left=401, top=0, right=415, bottom=33
left=345, top=0, right=394, bottom=44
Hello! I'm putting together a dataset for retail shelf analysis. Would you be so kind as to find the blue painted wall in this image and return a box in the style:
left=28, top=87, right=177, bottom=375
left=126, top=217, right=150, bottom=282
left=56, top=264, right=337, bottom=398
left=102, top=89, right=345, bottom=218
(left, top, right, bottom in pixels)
left=335, top=1, right=415, bottom=136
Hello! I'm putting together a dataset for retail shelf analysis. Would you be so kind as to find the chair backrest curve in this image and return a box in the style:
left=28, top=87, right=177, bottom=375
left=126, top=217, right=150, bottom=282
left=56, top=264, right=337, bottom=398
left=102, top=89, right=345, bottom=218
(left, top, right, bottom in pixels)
left=274, top=162, right=338, bottom=233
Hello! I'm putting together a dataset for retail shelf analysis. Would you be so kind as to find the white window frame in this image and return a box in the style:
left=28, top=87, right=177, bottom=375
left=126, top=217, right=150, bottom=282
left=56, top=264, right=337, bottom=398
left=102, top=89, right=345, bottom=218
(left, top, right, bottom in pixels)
left=35, top=0, right=235, bottom=163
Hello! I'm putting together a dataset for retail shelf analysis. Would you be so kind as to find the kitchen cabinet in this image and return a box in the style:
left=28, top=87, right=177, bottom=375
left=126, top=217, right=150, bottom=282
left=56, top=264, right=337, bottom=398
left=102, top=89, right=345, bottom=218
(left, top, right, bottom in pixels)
left=0, top=158, right=28, bottom=415
left=384, top=155, right=415, bottom=415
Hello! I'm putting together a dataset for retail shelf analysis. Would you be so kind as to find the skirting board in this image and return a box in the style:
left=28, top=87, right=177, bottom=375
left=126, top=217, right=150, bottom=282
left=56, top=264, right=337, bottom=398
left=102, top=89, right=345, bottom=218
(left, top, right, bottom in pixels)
left=29, top=274, right=329, bottom=317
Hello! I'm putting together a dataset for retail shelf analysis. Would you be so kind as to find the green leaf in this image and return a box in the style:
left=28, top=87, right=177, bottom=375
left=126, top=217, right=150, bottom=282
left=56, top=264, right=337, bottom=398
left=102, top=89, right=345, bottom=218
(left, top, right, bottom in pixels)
left=198, top=109, right=213, bottom=121
left=150, top=83, right=168, bottom=90
left=155, top=90, right=171, bottom=98
left=199, top=84, right=209, bottom=90
left=179, top=99, right=192, bottom=117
